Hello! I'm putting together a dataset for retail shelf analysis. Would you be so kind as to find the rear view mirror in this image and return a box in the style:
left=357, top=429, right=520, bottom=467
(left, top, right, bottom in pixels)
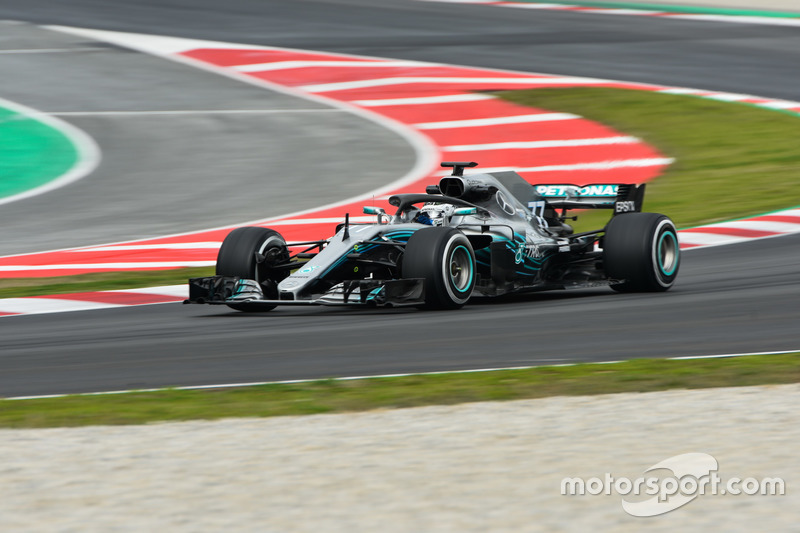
left=363, top=205, right=387, bottom=224
left=363, top=206, right=386, bottom=215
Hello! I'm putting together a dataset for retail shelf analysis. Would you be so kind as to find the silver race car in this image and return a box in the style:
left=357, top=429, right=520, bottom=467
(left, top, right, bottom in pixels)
left=185, top=161, right=680, bottom=311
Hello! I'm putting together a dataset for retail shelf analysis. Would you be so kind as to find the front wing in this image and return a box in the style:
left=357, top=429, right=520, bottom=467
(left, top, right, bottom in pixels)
left=184, top=276, right=426, bottom=308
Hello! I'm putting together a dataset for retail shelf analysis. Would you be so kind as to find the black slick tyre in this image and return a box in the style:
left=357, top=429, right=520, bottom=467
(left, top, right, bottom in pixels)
left=603, top=213, right=680, bottom=292
left=216, top=226, right=288, bottom=311
left=402, top=227, right=476, bottom=309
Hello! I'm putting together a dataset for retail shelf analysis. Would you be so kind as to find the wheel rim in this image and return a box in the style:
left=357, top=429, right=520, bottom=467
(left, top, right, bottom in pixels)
left=255, top=236, right=286, bottom=283
left=658, top=231, right=679, bottom=276
left=449, top=245, right=473, bottom=293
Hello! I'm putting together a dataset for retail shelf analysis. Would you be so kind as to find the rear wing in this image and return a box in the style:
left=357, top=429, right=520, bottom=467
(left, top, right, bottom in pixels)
left=533, top=183, right=645, bottom=215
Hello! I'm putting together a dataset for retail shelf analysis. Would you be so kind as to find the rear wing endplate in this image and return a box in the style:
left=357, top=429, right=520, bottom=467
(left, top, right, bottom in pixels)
left=533, top=183, right=645, bottom=214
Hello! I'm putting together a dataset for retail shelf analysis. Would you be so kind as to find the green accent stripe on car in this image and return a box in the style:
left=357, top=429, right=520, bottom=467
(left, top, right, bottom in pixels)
left=658, top=231, right=679, bottom=276
left=450, top=244, right=474, bottom=293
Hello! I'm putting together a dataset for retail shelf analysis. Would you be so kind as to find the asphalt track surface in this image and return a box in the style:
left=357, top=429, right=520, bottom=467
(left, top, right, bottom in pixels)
left=0, top=22, right=413, bottom=255
left=1, top=0, right=799, bottom=396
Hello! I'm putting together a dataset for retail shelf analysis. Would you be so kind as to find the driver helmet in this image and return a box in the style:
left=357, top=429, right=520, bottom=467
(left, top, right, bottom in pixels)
left=417, top=203, right=455, bottom=226
left=402, top=205, right=421, bottom=223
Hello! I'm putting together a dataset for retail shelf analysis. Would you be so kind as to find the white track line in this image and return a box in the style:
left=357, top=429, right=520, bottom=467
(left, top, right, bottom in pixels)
left=443, top=136, right=638, bottom=152
left=656, top=88, right=800, bottom=110
left=712, top=220, right=800, bottom=232
left=233, top=59, right=431, bottom=72
left=300, top=76, right=605, bottom=93
left=760, top=101, right=800, bottom=110
left=701, top=93, right=755, bottom=102
left=354, top=93, right=495, bottom=107
left=582, top=9, right=664, bottom=15
left=676, top=233, right=751, bottom=246
left=0, top=299, right=117, bottom=315
left=6, top=349, right=798, bottom=401
left=415, top=0, right=497, bottom=3
left=492, top=2, right=579, bottom=8
left=658, top=88, right=708, bottom=95
left=0, top=285, right=187, bottom=317
left=0, top=47, right=106, bottom=54
left=669, top=14, right=800, bottom=27
left=47, top=109, right=344, bottom=116
left=120, top=285, right=187, bottom=297
left=413, top=112, right=580, bottom=129
left=75, top=242, right=223, bottom=252
left=0, top=261, right=213, bottom=272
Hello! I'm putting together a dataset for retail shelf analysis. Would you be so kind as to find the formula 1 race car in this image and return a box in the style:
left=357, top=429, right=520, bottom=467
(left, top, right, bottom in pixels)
left=185, top=161, right=679, bottom=311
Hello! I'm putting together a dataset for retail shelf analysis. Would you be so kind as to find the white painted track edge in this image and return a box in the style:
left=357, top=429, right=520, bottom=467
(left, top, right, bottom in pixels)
left=5, top=349, right=798, bottom=401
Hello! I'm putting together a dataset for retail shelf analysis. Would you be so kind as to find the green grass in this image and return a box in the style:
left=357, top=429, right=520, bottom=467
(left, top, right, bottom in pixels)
left=2, top=353, right=798, bottom=428
left=0, top=267, right=214, bottom=298
left=497, top=87, right=800, bottom=233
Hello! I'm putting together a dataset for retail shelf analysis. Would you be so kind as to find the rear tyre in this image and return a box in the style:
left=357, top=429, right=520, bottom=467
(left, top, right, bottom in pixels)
left=402, top=227, right=476, bottom=309
left=603, top=213, right=680, bottom=292
left=216, top=226, right=289, bottom=311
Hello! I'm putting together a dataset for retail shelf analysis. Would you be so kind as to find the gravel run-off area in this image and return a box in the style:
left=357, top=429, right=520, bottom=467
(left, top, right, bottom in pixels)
left=1, top=384, right=797, bottom=532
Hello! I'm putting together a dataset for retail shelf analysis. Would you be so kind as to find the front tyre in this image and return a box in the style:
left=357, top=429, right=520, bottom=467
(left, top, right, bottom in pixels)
left=603, top=213, right=680, bottom=292
left=216, top=226, right=289, bottom=311
left=402, top=227, right=476, bottom=309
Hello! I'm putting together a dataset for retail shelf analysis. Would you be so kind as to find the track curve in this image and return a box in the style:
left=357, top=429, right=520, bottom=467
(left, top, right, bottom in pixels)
left=1, top=0, right=799, bottom=396
left=0, top=21, right=415, bottom=255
